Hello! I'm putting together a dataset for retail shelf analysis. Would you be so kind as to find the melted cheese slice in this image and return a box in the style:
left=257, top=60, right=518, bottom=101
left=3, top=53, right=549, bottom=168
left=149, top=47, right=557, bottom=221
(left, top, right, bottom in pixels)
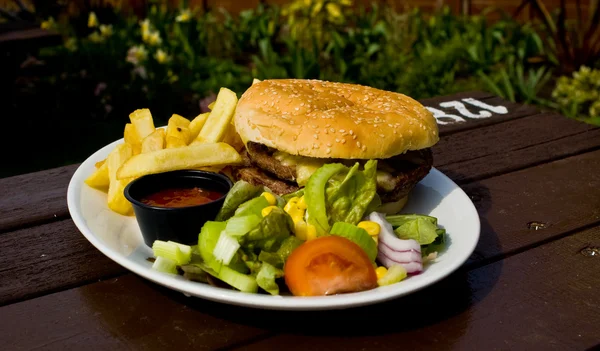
left=273, top=151, right=396, bottom=189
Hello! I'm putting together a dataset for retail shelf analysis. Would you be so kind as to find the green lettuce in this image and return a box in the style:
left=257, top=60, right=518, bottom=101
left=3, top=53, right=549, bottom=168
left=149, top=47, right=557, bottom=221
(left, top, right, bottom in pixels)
left=215, top=180, right=264, bottom=221
left=305, top=160, right=378, bottom=234
left=394, top=217, right=439, bottom=245
left=242, top=207, right=294, bottom=252
left=256, top=262, right=284, bottom=295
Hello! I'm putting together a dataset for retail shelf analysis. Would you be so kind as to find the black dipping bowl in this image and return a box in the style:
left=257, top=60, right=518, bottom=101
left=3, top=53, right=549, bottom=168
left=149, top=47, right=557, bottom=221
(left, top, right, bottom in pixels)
left=124, top=170, right=233, bottom=247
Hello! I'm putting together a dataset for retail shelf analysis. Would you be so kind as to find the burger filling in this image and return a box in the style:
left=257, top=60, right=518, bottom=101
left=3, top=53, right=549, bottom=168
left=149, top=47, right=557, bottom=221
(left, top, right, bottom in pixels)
left=233, top=141, right=433, bottom=202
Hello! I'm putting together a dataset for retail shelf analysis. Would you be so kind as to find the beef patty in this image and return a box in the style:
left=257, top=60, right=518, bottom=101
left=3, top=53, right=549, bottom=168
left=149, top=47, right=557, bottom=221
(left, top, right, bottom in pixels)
left=233, top=142, right=433, bottom=201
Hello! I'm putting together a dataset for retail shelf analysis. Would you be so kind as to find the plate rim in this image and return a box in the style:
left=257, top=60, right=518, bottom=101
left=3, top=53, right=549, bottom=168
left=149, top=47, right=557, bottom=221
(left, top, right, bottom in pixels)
left=67, top=137, right=481, bottom=311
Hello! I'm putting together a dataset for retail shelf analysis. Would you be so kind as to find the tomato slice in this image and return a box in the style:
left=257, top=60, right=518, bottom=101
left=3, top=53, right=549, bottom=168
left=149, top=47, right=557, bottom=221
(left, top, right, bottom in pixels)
left=284, top=236, right=378, bottom=296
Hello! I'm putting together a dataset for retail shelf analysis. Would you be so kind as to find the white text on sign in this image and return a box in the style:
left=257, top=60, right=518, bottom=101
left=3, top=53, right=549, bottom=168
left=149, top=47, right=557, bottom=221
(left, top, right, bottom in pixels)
left=426, top=98, right=508, bottom=125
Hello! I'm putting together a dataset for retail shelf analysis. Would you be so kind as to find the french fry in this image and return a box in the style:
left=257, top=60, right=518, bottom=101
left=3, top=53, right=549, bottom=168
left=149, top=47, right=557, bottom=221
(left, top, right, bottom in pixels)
left=124, top=123, right=142, bottom=155
left=141, top=128, right=165, bottom=153
left=166, top=114, right=192, bottom=148
left=129, top=109, right=155, bottom=139
left=196, top=87, right=238, bottom=143
left=189, top=112, right=210, bottom=140
left=95, top=159, right=106, bottom=168
left=85, top=161, right=109, bottom=192
left=116, top=142, right=242, bottom=180
left=107, top=143, right=134, bottom=216
left=222, top=122, right=245, bottom=152
left=207, top=101, right=215, bottom=110
left=252, top=78, right=261, bottom=85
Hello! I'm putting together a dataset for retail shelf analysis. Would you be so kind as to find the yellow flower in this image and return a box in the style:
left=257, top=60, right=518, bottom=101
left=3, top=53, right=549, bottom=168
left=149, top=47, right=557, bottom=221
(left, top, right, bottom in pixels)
left=127, top=45, right=148, bottom=65
left=65, top=38, right=77, bottom=51
left=88, top=12, right=98, bottom=28
left=167, top=70, right=179, bottom=83
left=325, top=3, right=342, bottom=20
left=176, top=9, right=192, bottom=22
left=99, top=24, right=113, bottom=37
left=143, top=30, right=161, bottom=46
left=139, top=19, right=150, bottom=33
left=41, top=17, right=56, bottom=30
left=88, top=32, right=104, bottom=43
left=154, top=49, right=170, bottom=64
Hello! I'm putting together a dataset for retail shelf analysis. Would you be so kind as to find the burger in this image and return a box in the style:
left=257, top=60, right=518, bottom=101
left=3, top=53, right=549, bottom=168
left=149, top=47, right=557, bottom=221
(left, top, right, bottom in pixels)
left=230, top=79, right=439, bottom=214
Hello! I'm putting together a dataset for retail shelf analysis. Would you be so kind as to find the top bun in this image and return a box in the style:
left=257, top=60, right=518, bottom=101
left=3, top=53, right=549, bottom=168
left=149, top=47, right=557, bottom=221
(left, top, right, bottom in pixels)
left=234, top=79, right=439, bottom=159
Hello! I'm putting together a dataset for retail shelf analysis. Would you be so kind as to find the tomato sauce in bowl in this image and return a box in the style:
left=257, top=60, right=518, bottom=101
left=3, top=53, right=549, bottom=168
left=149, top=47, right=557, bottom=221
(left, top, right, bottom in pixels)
left=140, top=187, right=223, bottom=208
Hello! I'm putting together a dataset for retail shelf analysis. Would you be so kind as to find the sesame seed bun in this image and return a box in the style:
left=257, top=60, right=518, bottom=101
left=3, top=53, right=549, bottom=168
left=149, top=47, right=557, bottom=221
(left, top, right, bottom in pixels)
left=234, top=79, right=439, bottom=159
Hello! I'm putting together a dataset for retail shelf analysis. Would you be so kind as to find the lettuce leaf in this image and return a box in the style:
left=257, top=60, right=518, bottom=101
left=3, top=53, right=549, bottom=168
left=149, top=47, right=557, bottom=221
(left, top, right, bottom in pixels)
left=256, top=262, right=284, bottom=295
left=304, top=160, right=378, bottom=234
left=242, top=207, right=294, bottom=252
left=216, top=180, right=264, bottom=221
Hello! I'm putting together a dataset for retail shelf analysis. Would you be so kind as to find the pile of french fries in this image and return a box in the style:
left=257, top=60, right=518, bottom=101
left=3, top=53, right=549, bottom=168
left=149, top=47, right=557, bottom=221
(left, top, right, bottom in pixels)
left=84, top=87, right=245, bottom=216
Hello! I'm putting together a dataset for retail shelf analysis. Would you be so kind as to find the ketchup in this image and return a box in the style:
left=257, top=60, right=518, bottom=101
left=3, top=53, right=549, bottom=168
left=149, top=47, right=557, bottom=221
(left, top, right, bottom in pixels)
left=140, top=187, right=223, bottom=208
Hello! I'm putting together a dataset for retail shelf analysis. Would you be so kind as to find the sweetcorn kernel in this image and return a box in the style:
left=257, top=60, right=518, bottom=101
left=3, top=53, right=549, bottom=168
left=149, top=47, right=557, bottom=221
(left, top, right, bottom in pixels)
left=294, top=220, right=308, bottom=240
left=261, top=205, right=279, bottom=217
left=261, top=192, right=277, bottom=206
left=375, top=266, right=388, bottom=280
left=357, top=221, right=380, bottom=236
left=306, top=224, right=317, bottom=241
left=297, top=195, right=307, bottom=209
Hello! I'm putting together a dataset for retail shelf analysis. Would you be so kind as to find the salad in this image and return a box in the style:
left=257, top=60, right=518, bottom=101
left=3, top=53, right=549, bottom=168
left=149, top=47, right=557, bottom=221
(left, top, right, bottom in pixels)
left=149, top=159, right=445, bottom=296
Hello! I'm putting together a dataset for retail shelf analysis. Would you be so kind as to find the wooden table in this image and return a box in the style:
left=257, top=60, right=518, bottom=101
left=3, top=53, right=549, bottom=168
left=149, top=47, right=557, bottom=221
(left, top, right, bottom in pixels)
left=1, top=92, right=599, bottom=350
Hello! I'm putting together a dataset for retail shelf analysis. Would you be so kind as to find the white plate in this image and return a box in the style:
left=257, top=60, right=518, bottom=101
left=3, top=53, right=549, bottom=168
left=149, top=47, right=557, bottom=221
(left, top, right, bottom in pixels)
left=67, top=136, right=480, bottom=311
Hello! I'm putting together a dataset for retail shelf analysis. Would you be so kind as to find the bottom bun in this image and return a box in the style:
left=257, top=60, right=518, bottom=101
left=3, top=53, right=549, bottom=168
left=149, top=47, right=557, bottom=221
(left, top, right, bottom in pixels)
left=377, top=195, right=409, bottom=215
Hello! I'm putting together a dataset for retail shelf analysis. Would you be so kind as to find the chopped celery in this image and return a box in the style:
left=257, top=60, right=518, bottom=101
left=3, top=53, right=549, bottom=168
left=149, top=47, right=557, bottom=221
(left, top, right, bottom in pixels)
left=213, top=231, right=240, bottom=265
left=234, top=196, right=270, bottom=218
left=168, top=240, right=192, bottom=257
left=256, top=262, right=284, bottom=295
left=330, top=222, right=377, bottom=262
left=152, top=256, right=178, bottom=275
left=198, top=262, right=258, bottom=293
left=377, top=264, right=408, bottom=286
left=198, top=221, right=227, bottom=264
left=225, top=215, right=262, bottom=237
left=152, top=240, right=191, bottom=266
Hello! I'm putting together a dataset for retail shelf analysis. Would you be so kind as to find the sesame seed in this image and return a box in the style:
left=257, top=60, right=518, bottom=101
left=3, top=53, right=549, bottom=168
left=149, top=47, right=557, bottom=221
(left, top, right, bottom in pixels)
left=295, top=107, right=299, bottom=111
left=349, top=130, right=354, bottom=135
left=357, top=141, right=361, bottom=148
left=335, top=138, right=340, bottom=143
left=326, top=143, right=332, bottom=147
left=313, top=134, right=318, bottom=139
left=339, top=129, right=345, bottom=133
left=379, top=134, right=385, bottom=138
left=352, top=135, right=357, bottom=140
left=362, top=145, right=367, bottom=151
left=326, top=148, right=331, bottom=154
left=330, top=128, right=335, bottom=133
left=341, top=139, right=346, bottom=144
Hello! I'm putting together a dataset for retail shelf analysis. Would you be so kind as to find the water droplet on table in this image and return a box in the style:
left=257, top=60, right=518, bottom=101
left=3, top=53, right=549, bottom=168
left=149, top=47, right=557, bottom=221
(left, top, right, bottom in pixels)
left=580, top=247, right=599, bottom=257
left=527, top=221, right=547, bottom=230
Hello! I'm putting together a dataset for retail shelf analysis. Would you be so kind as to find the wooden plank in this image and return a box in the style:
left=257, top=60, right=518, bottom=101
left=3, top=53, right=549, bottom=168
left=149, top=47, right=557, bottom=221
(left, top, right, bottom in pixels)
left=433, top=112, right=600, bottom=183
left=0, top=164, right=78, bottom=233
left=0, top=219, right=125, bottom=306
left=462, top=149, right=600, bottom=264
left=229, top=226, right=600, bottom=350
left=0, top=274, right=271, bottom=351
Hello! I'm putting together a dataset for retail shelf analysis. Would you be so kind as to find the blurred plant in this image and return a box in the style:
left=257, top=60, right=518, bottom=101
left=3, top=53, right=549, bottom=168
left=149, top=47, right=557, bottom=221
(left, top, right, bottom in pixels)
left=514, top=0, right=600, bottom=73
left=282, top=0, right=353, bottom=48
left=551, top=66, right=600, bottom=125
